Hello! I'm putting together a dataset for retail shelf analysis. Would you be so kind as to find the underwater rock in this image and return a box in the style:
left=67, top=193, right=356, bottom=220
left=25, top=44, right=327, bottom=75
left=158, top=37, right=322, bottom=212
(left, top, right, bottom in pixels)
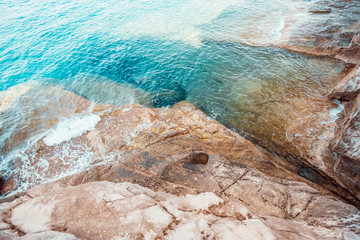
left=66, top=73, right=154, bottom=107
left=229, top=66, right=360, bottom=207
left=0, top=81, right=38, bottom=112
left=0, top=85, right=112, bottom=155
left=1, top=181, right=358, bottom=240
left=151, top=82, right=187, bottom=107
left=279, top=0, right=360, bottom=64
left=233, top=0, right=360, bottom=207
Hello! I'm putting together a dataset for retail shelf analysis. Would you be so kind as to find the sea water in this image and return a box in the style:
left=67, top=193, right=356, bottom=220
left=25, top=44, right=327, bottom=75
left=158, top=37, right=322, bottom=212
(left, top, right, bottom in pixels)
left=0, top=0, right=345, bottom=195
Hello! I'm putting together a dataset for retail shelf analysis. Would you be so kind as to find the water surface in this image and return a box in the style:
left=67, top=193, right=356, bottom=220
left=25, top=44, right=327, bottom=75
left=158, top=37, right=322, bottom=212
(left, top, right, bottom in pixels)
left=0, top=0, right=346, bottom=195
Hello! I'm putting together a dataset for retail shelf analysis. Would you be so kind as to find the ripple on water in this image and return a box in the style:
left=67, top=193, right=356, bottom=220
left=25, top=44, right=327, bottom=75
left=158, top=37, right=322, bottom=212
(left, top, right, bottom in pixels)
left=0, top=0, right=347, bottom=196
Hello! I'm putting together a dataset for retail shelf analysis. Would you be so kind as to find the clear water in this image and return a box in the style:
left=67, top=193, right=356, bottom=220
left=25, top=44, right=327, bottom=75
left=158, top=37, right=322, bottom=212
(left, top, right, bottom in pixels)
left=0, top=0, right=346, bottom=195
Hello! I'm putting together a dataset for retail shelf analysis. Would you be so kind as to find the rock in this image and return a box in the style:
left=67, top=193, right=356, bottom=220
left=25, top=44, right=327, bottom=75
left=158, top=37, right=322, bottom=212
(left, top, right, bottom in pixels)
left=228, top=65, right=360, bottom=207
left=0, top=178, right=15, bottom=196
left=4, top=86, right=360, bottom=206
left=279, top=0, right=360, bottom=64
left=0, top=90, right=359, bottom=239
left=329, top=64, right=360, bottom=101
left=0, top=170, right=15, bottom=196
left=0, top=181, right=358, bottom=240
left=67, top=73, right=154, bottom=107
left=8, top=98, right=321, bottom=197
left=329, top=65, right=360, bottom=186
left=17, top=231, right=79, bottom=240
left=0, top=85, right=113, bottom=155
left=235, top=0, right=360, bottom=207
left=0, top=80, right=38, bottom=112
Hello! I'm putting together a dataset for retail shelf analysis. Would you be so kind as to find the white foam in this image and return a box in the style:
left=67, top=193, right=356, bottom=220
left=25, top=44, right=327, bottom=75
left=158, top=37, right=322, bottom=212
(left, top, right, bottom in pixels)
left=43, top=114, right=100, bottom=146
left=329, top=99, right=344, bottom=123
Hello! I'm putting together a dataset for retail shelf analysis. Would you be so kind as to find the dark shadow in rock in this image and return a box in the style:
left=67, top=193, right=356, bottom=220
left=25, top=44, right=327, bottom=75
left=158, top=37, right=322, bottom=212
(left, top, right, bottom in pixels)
left=160, top=152, right=219, bottom=192
left=189, top=152, right=209, bottom=165
left=139, top=152, right=163, bottom=170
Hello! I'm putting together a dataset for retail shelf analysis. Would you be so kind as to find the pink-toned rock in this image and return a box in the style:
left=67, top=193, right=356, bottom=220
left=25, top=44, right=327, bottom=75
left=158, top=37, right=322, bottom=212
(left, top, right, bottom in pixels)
left=244, top=0, right=360, bottom=207
left=0, top=81, right=38, bottom=113
left=5, top=88, right=360, bottom=207
left=0, top=94, right=358, bottom=239
left=0, top=181, right=358, bottom=240
left=330, top=79, right=360, bottom=186
left=0, top=85, right=113, bottom=155
left=6, top=182, right=275, bottom=240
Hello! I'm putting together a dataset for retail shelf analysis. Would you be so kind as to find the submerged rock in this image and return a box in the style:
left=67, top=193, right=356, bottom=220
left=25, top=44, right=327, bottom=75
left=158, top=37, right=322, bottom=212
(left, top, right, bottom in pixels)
left=279, top=0, right=360, bottom=64
left=228, top=64, right=360, bottom=207
left=0, top=85, right=113, bottom=155
left=0, top=81, right=38, bottom=112
left=65, top=73, right=154, bottom=107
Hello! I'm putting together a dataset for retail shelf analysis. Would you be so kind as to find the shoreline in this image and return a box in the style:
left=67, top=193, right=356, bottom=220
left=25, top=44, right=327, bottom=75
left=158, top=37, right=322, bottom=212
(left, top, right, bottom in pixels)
left=0, top=0, right=359, bottom=238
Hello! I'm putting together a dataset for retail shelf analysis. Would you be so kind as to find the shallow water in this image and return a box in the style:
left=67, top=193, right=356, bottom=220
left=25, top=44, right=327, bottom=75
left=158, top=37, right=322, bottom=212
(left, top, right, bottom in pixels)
left=0, top=0, right=347, bottom=195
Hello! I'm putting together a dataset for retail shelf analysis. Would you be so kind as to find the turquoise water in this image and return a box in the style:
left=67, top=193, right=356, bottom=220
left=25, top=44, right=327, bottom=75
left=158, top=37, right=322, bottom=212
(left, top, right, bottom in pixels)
left=0, top=0, right=345, bottom=194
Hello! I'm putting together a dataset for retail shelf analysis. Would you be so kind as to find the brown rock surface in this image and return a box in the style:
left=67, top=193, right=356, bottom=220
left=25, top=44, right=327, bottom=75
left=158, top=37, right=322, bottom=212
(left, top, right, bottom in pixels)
left=3, top=84, right=359, bottom=203
left=0, top=89, right=359, bottom=239
left=227, top=64, right=360, bottom=207
left=10, top=97, right=343, bottom=200
left=329, top=64, right=360, bottom=101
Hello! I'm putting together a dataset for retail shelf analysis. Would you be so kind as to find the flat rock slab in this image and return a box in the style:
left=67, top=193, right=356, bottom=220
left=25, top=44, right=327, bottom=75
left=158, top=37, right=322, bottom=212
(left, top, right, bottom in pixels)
left=0, top=181, right=358, bottom=240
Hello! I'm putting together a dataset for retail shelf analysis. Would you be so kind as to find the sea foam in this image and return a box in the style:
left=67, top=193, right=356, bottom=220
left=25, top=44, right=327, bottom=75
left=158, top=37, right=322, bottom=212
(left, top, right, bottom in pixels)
left=43, top=114, right=101, bottom=146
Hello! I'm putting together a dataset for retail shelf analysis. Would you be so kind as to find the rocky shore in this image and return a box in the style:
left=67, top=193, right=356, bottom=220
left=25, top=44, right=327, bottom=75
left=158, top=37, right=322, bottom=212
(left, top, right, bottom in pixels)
left=0, top=0, right=359, bottom=239
left=0, top=99, right=359, bottom=239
